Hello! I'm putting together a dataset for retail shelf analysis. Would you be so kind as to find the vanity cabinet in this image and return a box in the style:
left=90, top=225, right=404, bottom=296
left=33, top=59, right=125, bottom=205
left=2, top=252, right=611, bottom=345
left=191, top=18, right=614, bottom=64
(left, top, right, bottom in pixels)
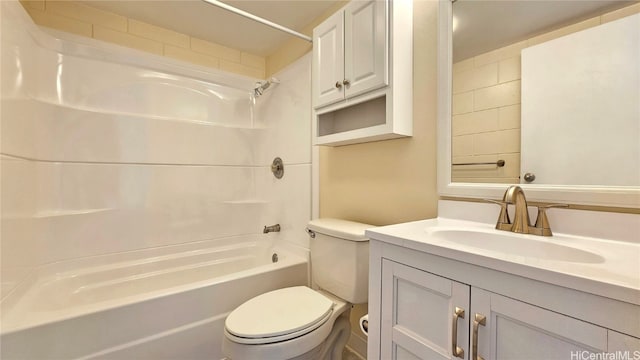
left=312, top=0, right=412, bottom=146
left=370, top=241, right=640, bottom=359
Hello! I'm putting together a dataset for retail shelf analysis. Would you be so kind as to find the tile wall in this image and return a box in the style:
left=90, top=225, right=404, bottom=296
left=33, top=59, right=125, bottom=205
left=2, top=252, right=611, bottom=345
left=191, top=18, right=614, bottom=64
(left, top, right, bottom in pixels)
left=451, top=2, right=640, bottom=183
left=19, top=0, right=266, bottom=78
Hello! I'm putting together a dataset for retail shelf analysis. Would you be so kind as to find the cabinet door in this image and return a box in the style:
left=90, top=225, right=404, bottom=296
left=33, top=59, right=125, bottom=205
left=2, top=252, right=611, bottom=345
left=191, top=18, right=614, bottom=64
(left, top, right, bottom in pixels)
left=380, top=259, right=470, bottom=360
left=344, top=0, right=388, bottom=99
left=471, top=287, right=608, bottom=360
left=313, top=11, right=344, bottom=108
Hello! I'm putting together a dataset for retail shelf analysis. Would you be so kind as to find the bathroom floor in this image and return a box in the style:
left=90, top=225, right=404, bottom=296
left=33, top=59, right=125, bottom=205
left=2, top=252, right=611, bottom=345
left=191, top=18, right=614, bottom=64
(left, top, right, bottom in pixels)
left=343, top=347, right=365, bottom=360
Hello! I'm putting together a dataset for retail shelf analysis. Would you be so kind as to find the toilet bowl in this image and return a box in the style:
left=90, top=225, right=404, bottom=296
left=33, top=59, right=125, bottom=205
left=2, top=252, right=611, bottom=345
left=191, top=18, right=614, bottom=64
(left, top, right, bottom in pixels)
left=222, top=219, right=373, bottom=360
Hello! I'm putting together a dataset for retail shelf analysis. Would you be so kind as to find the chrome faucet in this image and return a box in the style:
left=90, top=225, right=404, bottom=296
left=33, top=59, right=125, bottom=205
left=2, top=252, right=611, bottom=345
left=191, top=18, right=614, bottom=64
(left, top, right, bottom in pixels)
left=488, top=185, right=567, bottom=236
left=263, top=224, right=281, bottom=234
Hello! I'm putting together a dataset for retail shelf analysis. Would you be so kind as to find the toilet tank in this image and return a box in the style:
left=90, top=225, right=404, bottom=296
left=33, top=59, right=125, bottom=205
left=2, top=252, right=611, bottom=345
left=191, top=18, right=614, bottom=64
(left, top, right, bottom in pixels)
left=307, top=218, right=373, bottom=304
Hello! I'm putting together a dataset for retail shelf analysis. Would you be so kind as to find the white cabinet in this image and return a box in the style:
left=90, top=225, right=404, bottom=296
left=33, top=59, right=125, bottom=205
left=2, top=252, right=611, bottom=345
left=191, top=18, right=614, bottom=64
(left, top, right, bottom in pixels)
left=312, top=0, right=412, bottom=146
left=369, top=241, right=640, bottom=359
left=472, top=287, right=608, bottom=360
left=314, top=0, right=387, bottom=108
left=380, top=260, right=469, bottom=359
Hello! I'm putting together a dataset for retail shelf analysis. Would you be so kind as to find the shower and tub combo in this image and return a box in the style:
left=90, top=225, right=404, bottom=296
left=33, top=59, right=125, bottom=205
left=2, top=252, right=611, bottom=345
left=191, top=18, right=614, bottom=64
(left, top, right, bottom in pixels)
left=0, top=0, right=313, bottom=358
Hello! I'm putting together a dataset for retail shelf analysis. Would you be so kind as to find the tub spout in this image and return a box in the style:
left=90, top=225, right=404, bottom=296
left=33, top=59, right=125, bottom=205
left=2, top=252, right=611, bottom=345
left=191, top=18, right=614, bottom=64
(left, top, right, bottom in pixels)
left=263, top=224, right=281, bottom=234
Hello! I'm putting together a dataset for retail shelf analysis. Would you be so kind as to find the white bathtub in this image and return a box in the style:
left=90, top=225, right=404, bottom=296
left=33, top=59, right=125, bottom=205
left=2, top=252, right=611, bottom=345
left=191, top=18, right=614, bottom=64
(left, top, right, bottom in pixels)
left=1, top=237, right=308, bottom=359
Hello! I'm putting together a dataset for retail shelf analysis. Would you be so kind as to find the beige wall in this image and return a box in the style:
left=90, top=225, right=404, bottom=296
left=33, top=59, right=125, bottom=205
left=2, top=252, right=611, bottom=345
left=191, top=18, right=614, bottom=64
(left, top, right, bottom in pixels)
left=19, top=0, right=266, bottom=78
left=451, top=2, right=640, bottom=183
left=319, top=0, right=440, bottom=226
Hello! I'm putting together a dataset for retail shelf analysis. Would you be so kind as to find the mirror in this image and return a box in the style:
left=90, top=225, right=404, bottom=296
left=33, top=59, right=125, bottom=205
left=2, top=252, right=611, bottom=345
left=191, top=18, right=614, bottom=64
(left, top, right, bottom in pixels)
left=437, top=0, right=640, bottom=207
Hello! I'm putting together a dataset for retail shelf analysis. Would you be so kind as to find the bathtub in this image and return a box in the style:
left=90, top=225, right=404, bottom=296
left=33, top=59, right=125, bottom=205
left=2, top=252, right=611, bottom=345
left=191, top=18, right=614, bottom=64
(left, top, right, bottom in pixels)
left=0, top=237, right=308, bottom=359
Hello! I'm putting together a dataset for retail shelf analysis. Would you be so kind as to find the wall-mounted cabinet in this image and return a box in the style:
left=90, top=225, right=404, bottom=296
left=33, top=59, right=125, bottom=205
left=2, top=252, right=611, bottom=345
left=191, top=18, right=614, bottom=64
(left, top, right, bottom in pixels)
left=312, top=0, right=412, bottom=146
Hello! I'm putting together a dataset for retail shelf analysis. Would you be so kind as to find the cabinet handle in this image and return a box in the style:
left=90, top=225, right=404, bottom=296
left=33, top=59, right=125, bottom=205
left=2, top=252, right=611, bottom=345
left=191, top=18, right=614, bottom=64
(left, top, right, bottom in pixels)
left=343, top=79, right=350, bottom=86
left=335, top=81, right=342, bottom=89
left=472, top=313, right=487, bottom=360
left=452, top=307, right=465, bottom=358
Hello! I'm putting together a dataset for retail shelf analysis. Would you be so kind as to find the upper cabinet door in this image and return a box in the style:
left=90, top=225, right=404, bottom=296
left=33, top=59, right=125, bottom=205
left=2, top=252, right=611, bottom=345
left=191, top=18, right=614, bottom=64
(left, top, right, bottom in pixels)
left=344, top=0, right=388, bottom=99
left=313, top=11, right=345, bottom=108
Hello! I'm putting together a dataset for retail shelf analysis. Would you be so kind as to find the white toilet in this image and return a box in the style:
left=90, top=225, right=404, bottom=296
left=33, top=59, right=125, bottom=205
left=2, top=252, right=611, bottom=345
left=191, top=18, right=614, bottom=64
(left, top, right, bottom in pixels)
left=222, top=218, right=372, bottom=360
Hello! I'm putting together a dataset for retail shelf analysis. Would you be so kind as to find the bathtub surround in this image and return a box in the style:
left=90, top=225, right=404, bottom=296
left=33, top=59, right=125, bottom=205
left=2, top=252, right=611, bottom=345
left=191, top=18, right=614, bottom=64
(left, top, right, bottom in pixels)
left=1, top=1, right=311, bottom=358
left=18, top=0, right=266, bottom=78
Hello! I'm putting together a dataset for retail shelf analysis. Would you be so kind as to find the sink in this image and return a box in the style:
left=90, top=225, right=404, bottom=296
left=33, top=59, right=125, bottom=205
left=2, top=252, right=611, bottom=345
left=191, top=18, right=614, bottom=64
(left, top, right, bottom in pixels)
left=428, top=229, right=605, bottom=264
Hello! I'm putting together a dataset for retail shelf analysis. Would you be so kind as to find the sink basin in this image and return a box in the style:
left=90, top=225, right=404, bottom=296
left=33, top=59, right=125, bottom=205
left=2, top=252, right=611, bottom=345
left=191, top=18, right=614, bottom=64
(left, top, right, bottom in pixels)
left=428, top=229, right=605, bottom=264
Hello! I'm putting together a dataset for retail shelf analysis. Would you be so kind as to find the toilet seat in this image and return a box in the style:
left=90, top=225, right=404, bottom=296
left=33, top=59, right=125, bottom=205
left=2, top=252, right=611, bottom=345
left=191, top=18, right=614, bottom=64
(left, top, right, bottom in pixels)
left=224, top=286, right=335, bottom=345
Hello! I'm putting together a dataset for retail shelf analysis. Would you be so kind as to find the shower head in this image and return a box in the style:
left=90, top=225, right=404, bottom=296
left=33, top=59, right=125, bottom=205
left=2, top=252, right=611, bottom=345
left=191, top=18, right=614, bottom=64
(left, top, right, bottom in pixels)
left=254, top=77, right=280, bottom=97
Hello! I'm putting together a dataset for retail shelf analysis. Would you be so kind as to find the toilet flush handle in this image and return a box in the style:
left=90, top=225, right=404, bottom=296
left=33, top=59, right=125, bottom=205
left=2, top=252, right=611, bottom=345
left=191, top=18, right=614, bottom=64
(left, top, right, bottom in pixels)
left=306, top=228, right=315, bottom=238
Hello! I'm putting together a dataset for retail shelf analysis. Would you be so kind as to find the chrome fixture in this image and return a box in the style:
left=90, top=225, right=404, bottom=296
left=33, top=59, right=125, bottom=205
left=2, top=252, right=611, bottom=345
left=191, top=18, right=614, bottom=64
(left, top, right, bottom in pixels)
left=263, top=224, right=281, bottom=234
left=306, top=228, right=316, bottom=238
left=254, top=77, right=280, bottom=97
left=487, top=185, right=567, bottom=236
left=201, top=0, right=312, bottom=42
left=271, top=157, right=284, bottom=179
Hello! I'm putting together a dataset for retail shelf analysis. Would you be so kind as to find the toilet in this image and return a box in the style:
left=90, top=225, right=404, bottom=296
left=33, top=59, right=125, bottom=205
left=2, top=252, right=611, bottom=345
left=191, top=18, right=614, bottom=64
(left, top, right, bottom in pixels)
left=222, top=218, right=372, bottom=360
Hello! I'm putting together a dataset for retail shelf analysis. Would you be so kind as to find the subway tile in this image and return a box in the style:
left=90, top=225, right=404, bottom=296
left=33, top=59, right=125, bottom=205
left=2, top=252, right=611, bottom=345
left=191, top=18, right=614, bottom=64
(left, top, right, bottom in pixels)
left=499, top=129, right=521, bottom=154
left=500, top=153, right=521, bottom=178
left=221, top=60, right=265, bottom=79
left=47, top=1, right=127, bottom=32
left=473, top=129, right=520, bottom=155
left=26, top=8, right=92, bottom=37
left=473, top=131, right=501, bottom=155
left=473, top=62, right=498, bottom=89
left=241, top=52, right=266, bottom=71
left=453, top=57, right=474, bottom=74
left=164, top=45, right=220, bottom=69
left=498, top=104, right=521, bottom=130
left=601, top=2, right=640, bottom=23
left=452, top=91, right=473, bottom=115
left=128, top=19, right=189, bottom=48
left=452, top=68, right=474, bottom=94
left=527, top=17, right=600, bottom=47
left=452, top=108, right=498, bottom=136
left=473, top=80, right=521, bottom=111
left=191, top=38, right=241, bottom=62
left=452, top=135, right=474, bottom=157
left=452, top=64, right=497, bottom=96
left=94, top=26, right=163, bottom=55
left=499, top=57, right=520, bottom=83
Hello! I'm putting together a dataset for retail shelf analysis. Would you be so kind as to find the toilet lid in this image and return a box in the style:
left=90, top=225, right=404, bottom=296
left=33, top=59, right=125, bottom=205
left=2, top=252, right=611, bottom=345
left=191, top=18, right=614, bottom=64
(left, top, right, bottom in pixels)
left=225, top=286, right=334, bottom=342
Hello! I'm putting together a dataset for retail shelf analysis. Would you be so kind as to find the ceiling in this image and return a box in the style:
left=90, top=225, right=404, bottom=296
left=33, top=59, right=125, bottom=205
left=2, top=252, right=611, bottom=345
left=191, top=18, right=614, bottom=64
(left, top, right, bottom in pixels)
left=453, top=0, right=636, bottom=62
left=81, top=0, right=342, bottom=57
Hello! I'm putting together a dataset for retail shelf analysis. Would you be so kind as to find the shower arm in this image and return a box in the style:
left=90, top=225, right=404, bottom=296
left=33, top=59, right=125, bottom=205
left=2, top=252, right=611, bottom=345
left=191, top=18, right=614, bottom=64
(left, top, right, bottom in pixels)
left=201, top=0, right=312, bottom=43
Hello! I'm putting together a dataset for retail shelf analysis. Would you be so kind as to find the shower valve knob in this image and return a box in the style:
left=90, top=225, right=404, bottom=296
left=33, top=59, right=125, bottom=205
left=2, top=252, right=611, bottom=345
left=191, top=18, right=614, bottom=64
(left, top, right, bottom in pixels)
left=335, top=81, right=342, bottom=89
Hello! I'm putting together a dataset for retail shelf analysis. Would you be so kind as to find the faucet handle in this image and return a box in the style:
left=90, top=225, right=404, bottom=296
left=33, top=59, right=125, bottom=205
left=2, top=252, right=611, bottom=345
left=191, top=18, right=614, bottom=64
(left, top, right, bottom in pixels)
left=532, top=204, right=568, bottom=236
left=484, top=199, right=511, bottom=231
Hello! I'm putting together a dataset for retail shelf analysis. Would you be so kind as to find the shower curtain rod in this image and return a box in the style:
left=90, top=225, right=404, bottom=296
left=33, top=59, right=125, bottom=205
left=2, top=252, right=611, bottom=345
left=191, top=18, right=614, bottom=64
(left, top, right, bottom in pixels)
left=201, top=0, right=313, bottom=43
